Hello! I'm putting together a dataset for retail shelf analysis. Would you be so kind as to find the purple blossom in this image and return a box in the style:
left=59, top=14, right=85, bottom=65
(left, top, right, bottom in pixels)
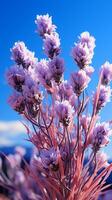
left=23, top=78, right=43, bottom=118
left=80, top=32, right=95, bottom=50
left=58, top=80, right=73, bottom=100
left=93, top=85, right=111, bottom=112
left=101, top=61, right=112, bottom=85
left=49, top=57, right=64, bottom=83
left=71, top=70, right=90, bottom=95
left=6, top=65, right=26, bottom=92
left=55, top=100, right=74, bottom=126
left=11, top=41, right=37, bottom=69
left=80, top=114, right=91, bottom=131
left=43, top=33, right=60, bottom=58
left=23, top=78, right=41, bottom=103
left=8, top=92, right=25, bottom=114
left=40, top=148, right=58, bottom=171
left=84, top=66, right=94, bottom=77
left=92, top=122, right=112, bottom=151
left=69, top=94, right=78, bottom=108
left=36, top=59, right=52, bottom=87
left=35, top=14, right=56, bottom=37
left=72, top=32, right=95, bottom=68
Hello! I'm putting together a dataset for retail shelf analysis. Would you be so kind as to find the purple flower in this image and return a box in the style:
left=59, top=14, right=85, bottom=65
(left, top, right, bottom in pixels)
left=43, top=33, right=60, bottom=58
left=23, top=78, right=40, bottom=102
left=92, top=122, right=112, bottom=151
left=72, top=32, right=95, bottom=68
left=80, top=32, right=95, bottom=50
left=11, top=41, right=37, bottom=69
left=23, top=78, right=43, bottom=118
left=40, top=148, right=59, bottom=171
left=35, top=14, right=56, bottom=37
left=36, top=59, right=52, bottom=87
left=101, top=61, right=112, bottom=85
left=49, top=57, right=64, bottom=83
left=80, top=114, right=91, bottom=131
left=8, top=92, right=25, bottom=114
left=6, top=65, right=26, bottom=92
left=93, top=85, right=111, bottom=112
left=71, top=70, right=90, bottom=95
left=58, top=80, right=73, bottom=100
left=84, top=66, right=94, bottom=77
left=55, top=100, right=74, bottom=126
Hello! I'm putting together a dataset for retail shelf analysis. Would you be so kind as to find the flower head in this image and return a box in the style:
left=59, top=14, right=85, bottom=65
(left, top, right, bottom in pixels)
left=23, top=78, right=43, bottom=118
left=101, top=61, right=112, bottom=85
left=80, top=32, right=95, bottom=50
left=71, top=70, right=90, bottom=95
left=72, top=32, right=95, bottom=68
left=11, top=42, right=37, bottom=69
left=84, top=66, right=94, bottom=77
left=58, top=80, right=73, bottom=100
left=92, top=122, right=112, bottom=151
left=36, top=59, right=52, bottom=87
left=55, top=100, right=74, bottom=126
left=6, top=65, right=26, bottom=92
left=43, top=33, right=60, bottom=58
left=40, top=148, right=58, bottom=171
left=49, top=57, right=64, bottom=83
left=35, top=14, right=56, bottom=37
left=93, top=85, right=111, bottom=112
left=8, top=92, right=25, bottom=114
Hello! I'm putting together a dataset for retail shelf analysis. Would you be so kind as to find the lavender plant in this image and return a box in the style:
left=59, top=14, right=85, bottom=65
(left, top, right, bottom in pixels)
left=2, top=14, right=112, bottom=199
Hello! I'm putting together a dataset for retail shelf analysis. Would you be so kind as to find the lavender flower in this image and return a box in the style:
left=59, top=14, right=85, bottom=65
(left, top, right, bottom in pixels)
left=84, top=66, right=94, bottom=77
left=93, top=85, right=111, bottom=112
left=58, top=80, right=73, bottom=100
left=72, top=32, right=95, bottom=68
left=80, top=114, right=91, bottom=131
left=71, top=70, right=90, bottom=95
left=101, top=61, right=112, bottom=85
left=40, top=148, right=58, bottom=171
left=23, top=78, right=43, bottom=118
left=80, top=32, right=95, bottom=50
left=8, top=92, right=25, bottom=114
left=92, top=122, right=112, bottom=151
left=6, top=65, right=26, bottom=92
left=36, top=59, right=52, bottom=87
left=35, top=14, right=56, bottom=37
left=11, top=41, right=37, bottom=69
left=49, top=57, right=64, bottom=83
left=43, top=33, right=60, bottom=58
left=55, top=100, right=74, bottom=126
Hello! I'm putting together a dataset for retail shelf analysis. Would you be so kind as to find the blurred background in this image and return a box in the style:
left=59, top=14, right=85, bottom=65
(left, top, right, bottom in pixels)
left=1, top=0, right=112, bottom=159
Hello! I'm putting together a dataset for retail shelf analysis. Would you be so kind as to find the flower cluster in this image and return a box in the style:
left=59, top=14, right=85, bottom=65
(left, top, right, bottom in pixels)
left=72, top=32, right=95, bottom=69
left=93, top=62, right=112, bottom=113
left=55, top=100, right=74, bottom=126
left=35, top=14, right=56, bottom=37
left=92, top=122, right=112, bottom=151
left=11, top=41, right=37, bottom=69
left=3, top=14, right=112, bottom=200
left=71, top=70, right=90, bottom=95
left=7, top=44, right=42, bottom=118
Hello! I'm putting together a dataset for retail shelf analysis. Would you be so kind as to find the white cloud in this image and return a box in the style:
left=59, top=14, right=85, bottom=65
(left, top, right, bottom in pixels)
left=0, top=138, right=14, bottom=146
left=0, top=121, right=26, bottom=135
left=0, top=120, right=29, bottom=147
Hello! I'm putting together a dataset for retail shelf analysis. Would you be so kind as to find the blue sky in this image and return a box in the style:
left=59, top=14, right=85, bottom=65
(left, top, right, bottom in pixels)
left=1, top=0, right=112, bottom=153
